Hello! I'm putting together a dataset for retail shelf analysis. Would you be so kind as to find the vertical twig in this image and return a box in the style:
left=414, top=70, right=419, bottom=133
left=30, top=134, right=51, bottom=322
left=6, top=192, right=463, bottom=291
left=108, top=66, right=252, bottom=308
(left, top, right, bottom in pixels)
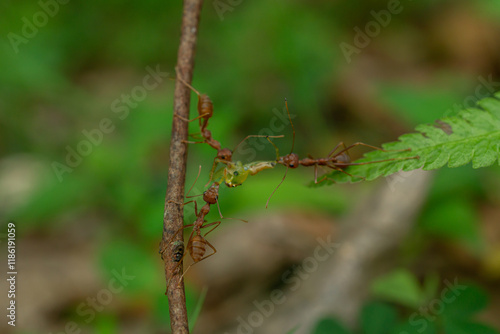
left=160, top=1, right=204, bottom=333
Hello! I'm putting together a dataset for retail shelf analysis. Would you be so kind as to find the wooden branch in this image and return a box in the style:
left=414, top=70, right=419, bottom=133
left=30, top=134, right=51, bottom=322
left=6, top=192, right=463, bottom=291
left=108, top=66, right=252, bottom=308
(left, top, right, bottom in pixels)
left=160, top=1, right=204, bottom=333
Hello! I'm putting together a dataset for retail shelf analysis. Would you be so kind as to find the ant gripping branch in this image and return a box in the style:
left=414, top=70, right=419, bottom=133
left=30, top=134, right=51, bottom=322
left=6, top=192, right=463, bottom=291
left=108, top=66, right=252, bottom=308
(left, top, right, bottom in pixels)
left=174, top=70, right=284, bottom=187
left=175, top=67, right=213, bottom=133
left=161, top=166, right=246, bottom=293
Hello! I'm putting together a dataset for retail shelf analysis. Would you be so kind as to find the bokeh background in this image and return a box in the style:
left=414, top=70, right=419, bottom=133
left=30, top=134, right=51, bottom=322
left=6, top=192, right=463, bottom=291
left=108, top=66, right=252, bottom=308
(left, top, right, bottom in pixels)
left=2, top=0, right=500, bottom=333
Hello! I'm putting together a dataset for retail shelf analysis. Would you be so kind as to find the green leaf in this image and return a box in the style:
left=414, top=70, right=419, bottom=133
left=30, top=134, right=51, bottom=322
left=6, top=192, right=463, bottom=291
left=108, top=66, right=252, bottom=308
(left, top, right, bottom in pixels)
left=421, top=273, right=440, bottom=305
left=378, top=83, right=462, bottom=125
left=419, top=198, right=480, bottom=241
left=314, top=94, right=500, bottom=185
left=443, top=318, right=499, bottom=334
left=391, top=321, right=437, bottom=334
left=99, top=240, right=161, bottom=295
left=371, top=269, right=423, bottom=309
left=441, top=283, right=489, bottom=319
left=94, top=314, right=118, bottom=334
left=361, top=302, right=398, bottom=334
left=312, top=318, right=352, bottom=334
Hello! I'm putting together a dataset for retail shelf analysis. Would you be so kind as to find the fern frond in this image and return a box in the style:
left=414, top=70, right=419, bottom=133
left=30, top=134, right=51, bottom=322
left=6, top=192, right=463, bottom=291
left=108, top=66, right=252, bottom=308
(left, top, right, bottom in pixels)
left=314, top=93, right=500, bottom=186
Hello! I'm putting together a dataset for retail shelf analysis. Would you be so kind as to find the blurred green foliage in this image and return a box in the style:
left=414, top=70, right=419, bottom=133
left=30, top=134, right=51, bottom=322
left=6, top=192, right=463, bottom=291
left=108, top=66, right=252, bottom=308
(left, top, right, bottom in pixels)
left=314, top=273, right=498, bottom=334
left=2, top=0, right=500, bottom=332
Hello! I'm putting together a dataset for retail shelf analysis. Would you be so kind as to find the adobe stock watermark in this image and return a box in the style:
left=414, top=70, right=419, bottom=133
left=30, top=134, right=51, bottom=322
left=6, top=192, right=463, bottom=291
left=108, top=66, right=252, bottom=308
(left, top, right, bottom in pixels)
left=443, top=74, right=500, bottom=117
left=401, top=278, right=467, bottom=334
left=51, top=65, right=169, bottom=182
left=213, top=0, right=244, bottom=21
left=7, top=0, right=70, bottom=54
left=385, top=169, right=418, bottom=192
left=227, top=235, right=340, bottom=334
left=48, top=267, right=135, bottom=334
left=340, top=0, right=413, bottom=64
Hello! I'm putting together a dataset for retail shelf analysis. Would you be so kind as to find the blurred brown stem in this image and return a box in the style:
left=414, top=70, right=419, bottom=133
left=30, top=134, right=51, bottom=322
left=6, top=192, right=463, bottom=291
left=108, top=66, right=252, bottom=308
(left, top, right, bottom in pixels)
left=160, top=0, right=204, bottom=333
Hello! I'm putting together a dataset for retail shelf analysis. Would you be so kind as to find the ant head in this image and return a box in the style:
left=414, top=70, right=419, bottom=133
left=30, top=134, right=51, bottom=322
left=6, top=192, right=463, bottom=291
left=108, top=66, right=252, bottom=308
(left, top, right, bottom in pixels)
left=217, top=148, right=233, bottom=162
left=284, top=153, right=299, bottom=168
left=203, top=187, right=218, bottom=205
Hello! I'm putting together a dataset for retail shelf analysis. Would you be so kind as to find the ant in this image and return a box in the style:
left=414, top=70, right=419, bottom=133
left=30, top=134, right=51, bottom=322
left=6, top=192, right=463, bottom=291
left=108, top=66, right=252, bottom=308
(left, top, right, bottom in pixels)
left=161, top=166, right=246, bottom=293
left=204, top=99, right=418, bottom=206
left=175, top=67, right=213, bottom=134
left=264, top=99, right=420, bottom=207
left=174, top=70, right=284, bottom=187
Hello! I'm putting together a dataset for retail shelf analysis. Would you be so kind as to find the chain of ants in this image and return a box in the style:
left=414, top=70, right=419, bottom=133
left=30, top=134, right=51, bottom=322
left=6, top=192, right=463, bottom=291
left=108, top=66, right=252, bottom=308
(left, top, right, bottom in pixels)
left=161, top=71, right=419, bottom=291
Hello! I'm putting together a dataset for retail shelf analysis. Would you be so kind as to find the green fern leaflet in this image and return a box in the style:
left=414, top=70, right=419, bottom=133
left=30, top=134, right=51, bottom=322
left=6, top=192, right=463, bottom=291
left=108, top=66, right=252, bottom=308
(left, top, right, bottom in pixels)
left=314, top=93, right=500, bottom=185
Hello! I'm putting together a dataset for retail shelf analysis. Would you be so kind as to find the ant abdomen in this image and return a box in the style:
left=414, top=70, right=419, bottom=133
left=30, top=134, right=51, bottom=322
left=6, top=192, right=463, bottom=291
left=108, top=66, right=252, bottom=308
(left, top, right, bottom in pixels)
left=189, top=235, right=206, bottom=262
left=334, top=152, right=351, bottom=167
left=198, top=95, right=213, bottom=130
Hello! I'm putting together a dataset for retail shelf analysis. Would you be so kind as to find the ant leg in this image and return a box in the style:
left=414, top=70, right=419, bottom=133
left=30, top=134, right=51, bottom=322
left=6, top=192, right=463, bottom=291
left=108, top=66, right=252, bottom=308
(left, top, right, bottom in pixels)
left=205, top=158, right=222, bottom=188
left=160, top=223, right=195, bottom=264
left=326, top=163, right=366, bottom=181
left=177, top=240, right=217, bottom=286
left=334, top=142, right=411, bottom=157
left=182, top=139, right=206, bottom=145
left=339, top=156, right=420, bottom=167
left=175, top=67, right=202, bottom=97
left=174, top=113, right=211, bottom=123
left=166, top=228, right=195, bottom=293
left=327, top=142, right=345, bottom=157
left=211, top=197, right=248, bottom=223
left=201, top=221, right=222, bottom=237
left=264, top=99, right=296, bottom=207
left=200, top=239, right=217, bottom=260
left=284, top=98, right=296, bottom=152
left=232, top=134, right=284, bottom=155
left=266, top=166, right=289, bottom=208
left=165, top=253, right=188, bottom=294
left=189, top=132, right=203, bottom=140
left=167, top=200, right=185, bottom=206
left=185, top=165, right=202, bottom=198
left=266, top=137, right=281, bottom=161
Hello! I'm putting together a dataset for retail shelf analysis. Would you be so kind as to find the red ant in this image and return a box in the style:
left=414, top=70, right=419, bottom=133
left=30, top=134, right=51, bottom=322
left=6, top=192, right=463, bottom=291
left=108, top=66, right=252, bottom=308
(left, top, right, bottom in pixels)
left=161, top=166, right=246, bottom=292
left=265, top=99, right=420, bottom=207
left=174, top=70, right=285, bottom=186
left=175, top=67, right=213, bottom=133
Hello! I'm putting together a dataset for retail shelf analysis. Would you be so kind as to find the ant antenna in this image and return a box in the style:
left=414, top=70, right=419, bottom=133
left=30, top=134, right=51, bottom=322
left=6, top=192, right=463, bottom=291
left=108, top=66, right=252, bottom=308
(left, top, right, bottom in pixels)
left=232, top=134, right=284, bottom=156
left=175, top=66, right=201, bottom=96
left=266, top=98, right=296, bottom=208
left=266, top=167, right=288, bottom=208
left=186, top=165, right=203, bottom=198
left=285, top=98, right=296, bottom=153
